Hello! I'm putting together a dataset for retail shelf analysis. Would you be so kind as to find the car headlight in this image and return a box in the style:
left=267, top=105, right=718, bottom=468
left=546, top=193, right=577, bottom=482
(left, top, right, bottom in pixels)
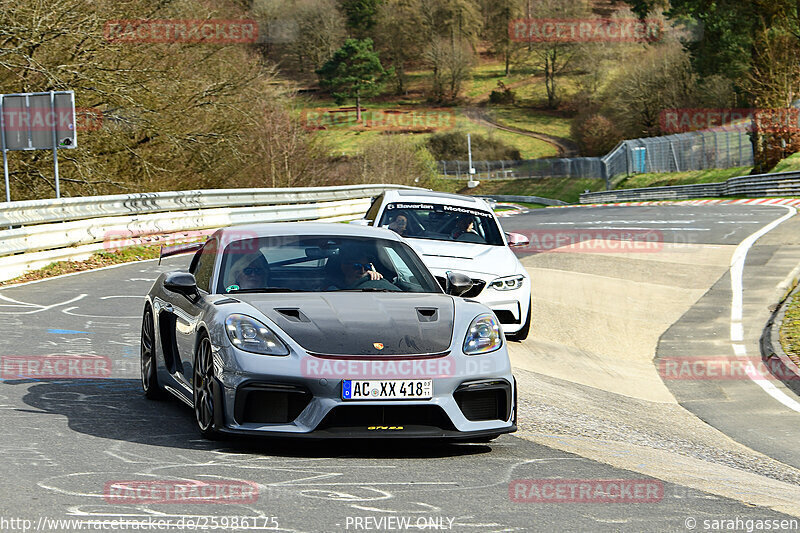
left=489, top=275, right=525, bottom=291
left=463, top=313, right=503, bottom=355
left=225, top=314, right=289, bottom=356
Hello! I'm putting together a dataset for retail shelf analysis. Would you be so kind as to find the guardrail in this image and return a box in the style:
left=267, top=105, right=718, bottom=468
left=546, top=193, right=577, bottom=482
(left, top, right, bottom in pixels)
left=0, top=184, right=419, bottom=283
left=481, top=195, right=568, bottom=206
left=579, top=171, right=800, bottom=204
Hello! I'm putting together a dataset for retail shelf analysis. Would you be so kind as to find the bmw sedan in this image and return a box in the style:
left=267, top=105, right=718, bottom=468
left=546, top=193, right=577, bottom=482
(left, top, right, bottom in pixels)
left=362, top=190, right=532, bottom=340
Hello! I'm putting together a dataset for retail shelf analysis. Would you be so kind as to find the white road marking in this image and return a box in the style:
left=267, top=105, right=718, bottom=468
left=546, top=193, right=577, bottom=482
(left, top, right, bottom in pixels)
left=730, top=205, right=800, bottom=412
left=0, top=293, right=86, bottom=315
left=61, top=306, right=138, bottom=319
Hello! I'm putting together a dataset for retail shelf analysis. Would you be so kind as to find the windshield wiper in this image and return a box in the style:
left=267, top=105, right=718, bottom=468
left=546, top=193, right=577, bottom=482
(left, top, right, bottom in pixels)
left=227, top=287, right=307, bottom=293
left=339, top=288, right=398, bottom=292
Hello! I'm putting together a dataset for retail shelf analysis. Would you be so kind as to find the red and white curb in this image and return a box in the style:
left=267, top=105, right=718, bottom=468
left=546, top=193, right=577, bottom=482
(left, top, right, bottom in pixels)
left=551, top=198, right=800, bottom=208
left=494, top=203, right=529, bottom=217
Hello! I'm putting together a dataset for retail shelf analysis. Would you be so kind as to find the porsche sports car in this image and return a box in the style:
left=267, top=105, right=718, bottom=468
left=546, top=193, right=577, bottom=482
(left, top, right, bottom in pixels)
left=361, top=190, right=533, bottom=341
left=141, top=223, right=517, bottom=440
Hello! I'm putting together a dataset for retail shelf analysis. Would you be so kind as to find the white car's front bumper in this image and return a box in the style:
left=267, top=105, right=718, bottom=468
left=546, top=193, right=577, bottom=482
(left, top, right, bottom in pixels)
left=430, top=269, right=531, bottom=335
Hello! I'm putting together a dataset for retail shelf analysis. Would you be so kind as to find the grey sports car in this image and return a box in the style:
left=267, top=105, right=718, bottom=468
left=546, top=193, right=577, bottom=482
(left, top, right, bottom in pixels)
left=141, top=223, right=517, bottom=440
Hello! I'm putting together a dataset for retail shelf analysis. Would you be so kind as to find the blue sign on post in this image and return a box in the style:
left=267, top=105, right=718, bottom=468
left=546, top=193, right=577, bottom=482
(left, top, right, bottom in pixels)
left=631, top=146, right=646, bottom=174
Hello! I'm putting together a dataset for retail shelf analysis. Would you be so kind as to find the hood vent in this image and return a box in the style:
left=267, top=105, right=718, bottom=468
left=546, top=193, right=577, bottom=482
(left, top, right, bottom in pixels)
left=275, top=308, right=311, bottom=323
left=416, top=307, right=439, bottom=323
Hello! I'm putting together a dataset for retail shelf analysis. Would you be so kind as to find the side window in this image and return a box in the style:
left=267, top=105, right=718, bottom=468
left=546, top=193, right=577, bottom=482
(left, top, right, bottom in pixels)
left=190, top=240, right=217, bottom=293
left=365, top=193, right=384, bottom=222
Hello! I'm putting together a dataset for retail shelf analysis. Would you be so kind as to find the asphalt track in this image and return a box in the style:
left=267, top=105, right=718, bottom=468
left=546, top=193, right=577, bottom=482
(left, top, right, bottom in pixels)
left=1, top=205, right=800, bottom=532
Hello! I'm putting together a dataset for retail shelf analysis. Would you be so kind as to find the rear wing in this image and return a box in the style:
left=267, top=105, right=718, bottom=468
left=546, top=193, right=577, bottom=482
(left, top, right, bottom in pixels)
left=159, top=242, right=203, bottom=265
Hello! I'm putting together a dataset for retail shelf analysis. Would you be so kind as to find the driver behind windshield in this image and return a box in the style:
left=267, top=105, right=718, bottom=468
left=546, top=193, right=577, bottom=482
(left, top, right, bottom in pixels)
left=328, top=246, right=399, bottom=291
left=451, top=215, right=477, bottom=239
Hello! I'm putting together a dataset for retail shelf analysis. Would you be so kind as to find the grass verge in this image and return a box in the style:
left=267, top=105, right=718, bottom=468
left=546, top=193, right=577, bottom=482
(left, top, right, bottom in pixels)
left=0, top=246, right=161, bottom=287
left=781, top=290, right=800, bottom=368
left=615, top=167, right=752, bottom=189
left=771, top=153, right=800, bottom=173
left=431, top=177, right=605, bottom=204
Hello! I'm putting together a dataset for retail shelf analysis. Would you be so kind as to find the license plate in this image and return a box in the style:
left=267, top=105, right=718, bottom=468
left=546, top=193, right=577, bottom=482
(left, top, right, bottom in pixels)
left=342, top=379, right=433, bottom=400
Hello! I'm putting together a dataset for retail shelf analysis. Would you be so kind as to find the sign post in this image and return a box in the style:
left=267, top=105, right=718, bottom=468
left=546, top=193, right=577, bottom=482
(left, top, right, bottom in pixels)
left=0, top=101, right=9, bottom=203
left=0, top=90, right=77, bottom=202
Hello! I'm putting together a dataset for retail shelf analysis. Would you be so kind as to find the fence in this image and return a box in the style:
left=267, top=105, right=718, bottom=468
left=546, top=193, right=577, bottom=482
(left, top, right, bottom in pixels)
left=579, top=170, right=800, bottom=203
left=603, top=129, right=754, bottom=179
left=438, top=157, right=605, bottom=181
left=0, top=184, right=420, bottom=283
left=438, top=126, right=755, bottom=188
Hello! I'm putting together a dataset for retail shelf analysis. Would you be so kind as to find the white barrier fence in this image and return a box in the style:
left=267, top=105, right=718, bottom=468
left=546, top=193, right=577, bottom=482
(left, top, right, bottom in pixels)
left=0, top=184, right=418, bottom=282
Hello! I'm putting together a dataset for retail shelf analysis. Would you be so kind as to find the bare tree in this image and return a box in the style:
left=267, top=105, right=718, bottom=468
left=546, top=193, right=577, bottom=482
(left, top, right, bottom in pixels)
left=425, top=37, right=474, bottom=103
left=356, top=135, right=436, bottom=186
left=0, top=0, right=334, bottom=199
left=602, top=42, right=699, bottom=138
left=519, top=0, right=588, bottom=108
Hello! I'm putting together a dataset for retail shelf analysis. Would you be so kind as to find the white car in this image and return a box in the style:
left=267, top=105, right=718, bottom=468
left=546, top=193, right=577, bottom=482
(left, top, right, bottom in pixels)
left=361, top=190, right=532, bottom=341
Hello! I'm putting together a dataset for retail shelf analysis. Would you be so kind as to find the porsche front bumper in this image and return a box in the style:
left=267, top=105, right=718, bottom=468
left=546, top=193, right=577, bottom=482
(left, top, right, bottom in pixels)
left=212, top=346, right=517, bottom=439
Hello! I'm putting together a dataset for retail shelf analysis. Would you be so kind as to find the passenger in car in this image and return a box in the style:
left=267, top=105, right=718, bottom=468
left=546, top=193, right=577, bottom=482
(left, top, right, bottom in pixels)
left=227, top=254, right=270, bottom=290
left=387, top=213, right=409, bottom=236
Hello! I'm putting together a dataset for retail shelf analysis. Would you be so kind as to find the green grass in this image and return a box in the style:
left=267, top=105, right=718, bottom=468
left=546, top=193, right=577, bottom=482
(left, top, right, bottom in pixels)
left=464, top=63, right=538, bottom=100
left=0, top=245, right=162, bottom=287
left=503, top=201, right=548, bottom=209
left=771, top=153, right=800, bottom=173
left=299, top=101, right=559, bottom=159
left=512, top=73, right=582, bottom=107
left=486, top=106, right=574, bottom=139
left=781, top=290, right=800, bottom=368
left=614, top=167, right=751, bottom=189
left=296, top=59, right=576, bottom=159
left=431, top=177, right=605, bottom=204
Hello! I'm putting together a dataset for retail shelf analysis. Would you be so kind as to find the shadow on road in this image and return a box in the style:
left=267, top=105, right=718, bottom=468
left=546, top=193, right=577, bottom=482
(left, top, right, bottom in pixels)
left=7, top=378, right=496, bottom=458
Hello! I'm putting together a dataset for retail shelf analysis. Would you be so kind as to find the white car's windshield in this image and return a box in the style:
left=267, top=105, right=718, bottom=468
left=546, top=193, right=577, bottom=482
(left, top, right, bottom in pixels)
left=216, top=235, right=442, bottom=294
left=378, top=202, right=504, bottom=246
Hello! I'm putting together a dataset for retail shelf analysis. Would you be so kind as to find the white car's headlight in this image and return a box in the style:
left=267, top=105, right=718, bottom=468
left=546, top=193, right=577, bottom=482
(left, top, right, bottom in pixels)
left=225, top=314, right=289, bottom=356
left=463, top=314, right=503, bottom=355
left=489, top=275, right=525, bottom=291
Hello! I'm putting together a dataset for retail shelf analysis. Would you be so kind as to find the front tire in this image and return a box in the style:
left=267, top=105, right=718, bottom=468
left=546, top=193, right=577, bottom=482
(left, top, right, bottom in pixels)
left=193, top=335, right=221, bottom=440
left=506, top=299, right=531, bottom=342
left=141, top=308, right=165, bottom=400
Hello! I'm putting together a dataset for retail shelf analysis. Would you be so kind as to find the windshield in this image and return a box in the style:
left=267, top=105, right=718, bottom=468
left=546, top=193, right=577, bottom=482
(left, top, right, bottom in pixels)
left=378, top=202, right=504, bottom=246
left=216, top=235, right=442, bottom=294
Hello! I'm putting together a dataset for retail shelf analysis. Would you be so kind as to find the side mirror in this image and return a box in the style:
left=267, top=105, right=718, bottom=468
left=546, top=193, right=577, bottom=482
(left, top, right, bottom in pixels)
left=446, top=271, right=473, bottom=297
left=506, top=232, right=530, bottom=248
left=164, top=272, right=198, bottom=297
left=349, top=219, right=371, bottom=226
